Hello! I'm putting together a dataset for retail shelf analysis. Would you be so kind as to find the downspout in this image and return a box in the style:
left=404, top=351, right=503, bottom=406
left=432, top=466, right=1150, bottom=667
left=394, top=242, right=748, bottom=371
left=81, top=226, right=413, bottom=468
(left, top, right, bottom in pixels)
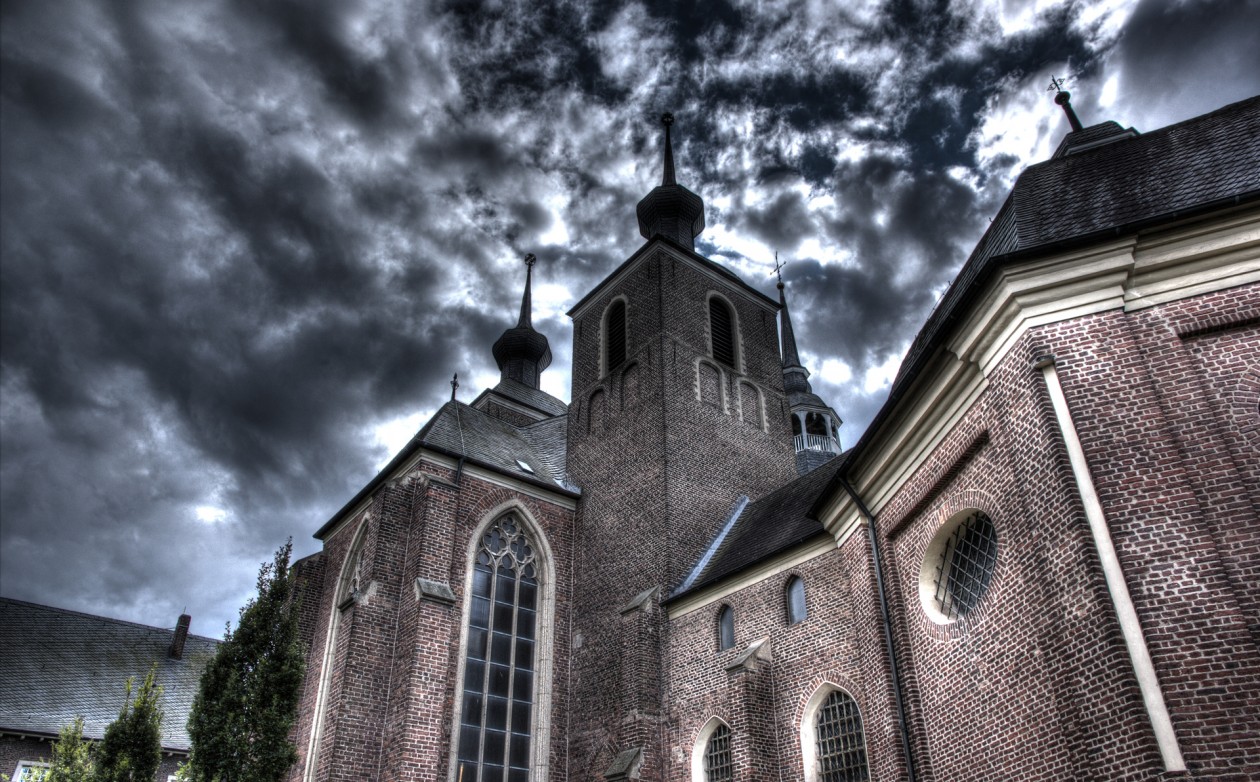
left=837, top=474, right=919, bottom=782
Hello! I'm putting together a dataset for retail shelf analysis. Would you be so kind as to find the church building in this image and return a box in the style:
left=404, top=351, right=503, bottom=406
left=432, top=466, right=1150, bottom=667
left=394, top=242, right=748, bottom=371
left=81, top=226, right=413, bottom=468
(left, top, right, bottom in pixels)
left=286, top=95, right=1260, bottom=781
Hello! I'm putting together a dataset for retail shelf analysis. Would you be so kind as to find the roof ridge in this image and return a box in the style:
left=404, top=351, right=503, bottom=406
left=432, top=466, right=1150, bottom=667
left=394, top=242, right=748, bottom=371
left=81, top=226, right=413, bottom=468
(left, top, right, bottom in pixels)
left=0, top=596, right=220, bottom=643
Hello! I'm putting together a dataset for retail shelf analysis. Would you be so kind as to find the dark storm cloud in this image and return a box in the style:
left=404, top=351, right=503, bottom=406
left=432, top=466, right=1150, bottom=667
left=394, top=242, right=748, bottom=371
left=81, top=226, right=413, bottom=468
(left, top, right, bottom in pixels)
left=3, top=0, right=1254, bottom=634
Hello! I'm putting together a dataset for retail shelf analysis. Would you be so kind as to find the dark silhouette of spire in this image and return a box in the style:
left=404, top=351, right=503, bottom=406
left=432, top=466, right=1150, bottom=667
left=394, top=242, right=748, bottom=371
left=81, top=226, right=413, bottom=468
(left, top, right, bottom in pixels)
left=778, top=278, right=810, bottom=394
left=491, top=253, right=552, bottom=389
left=1049, top=76, right=1084, bottom=132
left=636, top=113, right=706, bottom=250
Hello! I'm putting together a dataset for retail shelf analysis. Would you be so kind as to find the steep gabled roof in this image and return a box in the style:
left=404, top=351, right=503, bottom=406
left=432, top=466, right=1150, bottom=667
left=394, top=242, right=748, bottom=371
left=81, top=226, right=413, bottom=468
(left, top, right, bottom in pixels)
left=0, top=598, right=217, bottom=750
left=670, top=456, right=843, bottom=599
left=315, top=400, right=575, bottom=539
left=471, top=377, right=568, bottom=419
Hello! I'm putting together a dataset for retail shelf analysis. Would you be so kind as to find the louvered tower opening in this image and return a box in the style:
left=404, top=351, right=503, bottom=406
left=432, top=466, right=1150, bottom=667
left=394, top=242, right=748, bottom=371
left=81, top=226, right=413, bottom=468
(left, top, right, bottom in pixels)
left=710, top=298, right=735, bottom=367
left=606, top=300, right=626, bottom=371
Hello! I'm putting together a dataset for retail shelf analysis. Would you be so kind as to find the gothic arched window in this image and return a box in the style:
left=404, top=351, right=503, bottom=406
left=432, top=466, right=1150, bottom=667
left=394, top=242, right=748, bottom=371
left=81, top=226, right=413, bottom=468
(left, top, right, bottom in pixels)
left=786, top=576, right=807, bottom=625
left=704, top=723, right=734, bottom=782
left=709, top=297, right=736, bottom=368
left=717, top=605, right=735, bottom=651
left=605, top=299, right=627, bottom=373
left=456, top=516, right=541, bottom=781
left=813, top=690, right=869, bottom=782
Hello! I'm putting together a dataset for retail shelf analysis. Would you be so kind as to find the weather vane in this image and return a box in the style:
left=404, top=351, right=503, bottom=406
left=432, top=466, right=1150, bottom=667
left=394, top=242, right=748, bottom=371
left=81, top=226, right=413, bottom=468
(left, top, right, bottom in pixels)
left=1047, top=75, right=1067, bottom=93
left=523, top=252, right=536, bottom=268
left=661, top=112, right=674, bottom=126
left=450, top=372, right=459, bottom=401
left=771, top=251, right=786, bottom=287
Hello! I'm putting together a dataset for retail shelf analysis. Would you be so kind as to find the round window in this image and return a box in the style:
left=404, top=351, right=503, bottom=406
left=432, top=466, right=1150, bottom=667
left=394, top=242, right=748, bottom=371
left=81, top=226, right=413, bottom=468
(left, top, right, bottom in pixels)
left=918, top=509, right=998, bottom=624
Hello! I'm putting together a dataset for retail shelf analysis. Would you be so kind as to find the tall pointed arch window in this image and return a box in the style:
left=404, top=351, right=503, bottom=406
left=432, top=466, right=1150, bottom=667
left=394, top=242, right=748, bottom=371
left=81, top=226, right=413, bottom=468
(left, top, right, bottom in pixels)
left=704, top=723, right=734, bottom=781
left=456, top=516, right=541, bottom=782
left=605, top=299, right=627, bottom=373
left=709, top=297, right=736, bottom=367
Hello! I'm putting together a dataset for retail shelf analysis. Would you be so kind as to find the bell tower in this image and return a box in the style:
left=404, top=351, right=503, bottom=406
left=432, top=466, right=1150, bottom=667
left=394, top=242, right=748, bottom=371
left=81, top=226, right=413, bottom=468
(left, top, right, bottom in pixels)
left=563, top=114, right=796, bottom=777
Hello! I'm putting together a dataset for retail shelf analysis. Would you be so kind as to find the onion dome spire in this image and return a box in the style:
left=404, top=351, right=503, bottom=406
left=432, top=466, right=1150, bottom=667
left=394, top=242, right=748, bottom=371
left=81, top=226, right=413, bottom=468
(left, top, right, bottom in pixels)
left=491, top=253, right=552, bottom=389
left=636, top=113, right=706, bottom=250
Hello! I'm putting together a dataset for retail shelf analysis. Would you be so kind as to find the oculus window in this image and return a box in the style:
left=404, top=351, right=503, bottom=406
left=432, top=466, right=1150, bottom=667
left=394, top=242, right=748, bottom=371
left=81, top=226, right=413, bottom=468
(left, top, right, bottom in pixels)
left=919, top=509, right=998, bottom=624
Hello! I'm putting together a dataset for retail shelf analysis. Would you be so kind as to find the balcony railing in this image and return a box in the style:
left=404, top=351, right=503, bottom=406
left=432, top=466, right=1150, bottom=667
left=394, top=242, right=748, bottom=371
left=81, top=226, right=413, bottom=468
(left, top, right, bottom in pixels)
left=794, top=433, right=840, bottom=455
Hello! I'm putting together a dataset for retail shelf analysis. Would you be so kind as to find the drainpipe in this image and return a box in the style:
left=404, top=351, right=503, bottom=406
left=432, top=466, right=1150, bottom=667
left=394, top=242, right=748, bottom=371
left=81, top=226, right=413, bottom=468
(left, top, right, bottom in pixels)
left=837, top=475, right=919, bottom=782
left=1034, top=356, right=1185, bottom=772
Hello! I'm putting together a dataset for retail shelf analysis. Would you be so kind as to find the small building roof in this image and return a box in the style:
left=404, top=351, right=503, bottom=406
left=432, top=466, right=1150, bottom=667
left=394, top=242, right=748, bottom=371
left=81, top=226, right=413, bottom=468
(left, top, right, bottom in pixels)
left=0, top=598, right=218, bottom=751
left=671, top=456, right=844, bottom=599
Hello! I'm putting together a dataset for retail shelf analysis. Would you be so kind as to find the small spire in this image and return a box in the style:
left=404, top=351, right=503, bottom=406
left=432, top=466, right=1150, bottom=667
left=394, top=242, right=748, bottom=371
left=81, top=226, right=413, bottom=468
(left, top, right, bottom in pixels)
left=778, top=275, right=804, bottom=374
left=450, top=373, right=459, bottom=401
left=661, top=113, right=676, bottom=186
left=1048, top=76, right=1084, bottom=132
left=517, top=253, right=537, bottom=328
left=772, top=251, right=786, bottom=289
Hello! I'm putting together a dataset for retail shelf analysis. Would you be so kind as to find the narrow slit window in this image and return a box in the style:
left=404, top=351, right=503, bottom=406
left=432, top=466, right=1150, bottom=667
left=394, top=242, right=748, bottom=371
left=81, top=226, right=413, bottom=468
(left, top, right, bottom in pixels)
left=606, top=300, right=627, bottom=371
left=717, top=605, right=735, bottom=651
left=786, top=576, right=807, bottom=625
left=709, top=298, right=735, bottom=367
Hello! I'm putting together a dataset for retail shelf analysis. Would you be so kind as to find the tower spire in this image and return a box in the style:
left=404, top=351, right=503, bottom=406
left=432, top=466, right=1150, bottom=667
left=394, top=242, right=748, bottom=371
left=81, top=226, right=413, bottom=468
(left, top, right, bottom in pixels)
left=661, top=113, right=676, bottom=186
left=635, top=113, right=706, bottom=250
left=776, top=265, right=843, bottom=475
left=1049, top=76, right=1084, bottom=132
left=491, top=253, right=552, bottom=389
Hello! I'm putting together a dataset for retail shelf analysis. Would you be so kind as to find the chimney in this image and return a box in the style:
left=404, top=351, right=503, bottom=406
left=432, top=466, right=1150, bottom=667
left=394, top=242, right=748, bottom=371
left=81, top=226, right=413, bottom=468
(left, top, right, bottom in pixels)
left=169, top=614, right=191, bottom=660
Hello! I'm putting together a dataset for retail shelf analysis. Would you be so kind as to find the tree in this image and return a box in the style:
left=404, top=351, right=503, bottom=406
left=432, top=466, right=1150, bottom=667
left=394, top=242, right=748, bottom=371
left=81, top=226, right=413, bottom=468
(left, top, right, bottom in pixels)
left=185, top=540, right=306, bottom=782
left=95, top=668, right=163, bottom=782
left=45, top=717, right=95, bottom=782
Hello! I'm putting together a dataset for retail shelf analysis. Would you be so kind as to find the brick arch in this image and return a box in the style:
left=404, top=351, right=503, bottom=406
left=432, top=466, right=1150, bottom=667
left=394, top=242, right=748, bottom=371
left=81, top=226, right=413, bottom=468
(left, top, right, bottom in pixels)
left=695, top=358, right=724, bottom=409
left=1236, top=364, right=1260, bottom=446
left=797, top=679, right=872, bottom=782
left=690, top=714, right=734, bottom=782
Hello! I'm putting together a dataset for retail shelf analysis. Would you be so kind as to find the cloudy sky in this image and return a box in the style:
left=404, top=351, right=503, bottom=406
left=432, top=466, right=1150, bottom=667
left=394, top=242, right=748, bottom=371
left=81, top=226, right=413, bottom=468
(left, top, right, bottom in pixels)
left=2, top=0, right=1257, bottom=637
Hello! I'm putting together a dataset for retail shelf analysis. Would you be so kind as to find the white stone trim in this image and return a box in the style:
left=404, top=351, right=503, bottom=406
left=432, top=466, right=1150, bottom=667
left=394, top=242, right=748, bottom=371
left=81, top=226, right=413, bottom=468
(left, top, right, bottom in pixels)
left=1037, top=358, right=1185, bottom=772
left=446, top=502, right=557, bottom=782
left=304, top=513, right=371, bottom=782
left=690, top=715, right=732, bottom=782
left=798, top=683, right=870, bottom=782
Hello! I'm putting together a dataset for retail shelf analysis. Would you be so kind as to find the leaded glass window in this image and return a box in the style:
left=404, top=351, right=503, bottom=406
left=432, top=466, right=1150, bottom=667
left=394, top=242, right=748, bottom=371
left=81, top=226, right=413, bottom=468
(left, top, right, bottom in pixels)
left=786, top=576, right=807, bottom=625
left=456, top=516, right=539, bottom=782
left=704, top=723, right=733, bottom=782
left=710, top=298, right=735, bottom=367
left=815, top=691, right=869, bottom=782
left=930, top=510, right=998, bottom=621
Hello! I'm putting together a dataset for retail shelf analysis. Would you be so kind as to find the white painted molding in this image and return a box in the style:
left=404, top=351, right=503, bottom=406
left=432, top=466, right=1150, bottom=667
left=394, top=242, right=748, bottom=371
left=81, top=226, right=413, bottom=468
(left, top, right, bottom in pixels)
left=1037, top=358, right=1185, bottom=772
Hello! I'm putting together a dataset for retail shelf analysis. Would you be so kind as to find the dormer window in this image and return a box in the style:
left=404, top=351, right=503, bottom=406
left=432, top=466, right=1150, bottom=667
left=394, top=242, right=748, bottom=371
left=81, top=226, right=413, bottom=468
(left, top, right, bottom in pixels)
left=709, top=297, right=736, bottom=367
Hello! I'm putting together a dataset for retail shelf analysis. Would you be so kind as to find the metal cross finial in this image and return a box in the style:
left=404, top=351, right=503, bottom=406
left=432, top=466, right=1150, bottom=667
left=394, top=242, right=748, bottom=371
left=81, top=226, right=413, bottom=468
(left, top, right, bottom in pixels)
left=450, top=372, right=459, bottom=401
left=523, top=252, right=536, bottom=269
left=1047, top=75, right=1067, bottom=93
left=771, top=251, right=787, bottom=288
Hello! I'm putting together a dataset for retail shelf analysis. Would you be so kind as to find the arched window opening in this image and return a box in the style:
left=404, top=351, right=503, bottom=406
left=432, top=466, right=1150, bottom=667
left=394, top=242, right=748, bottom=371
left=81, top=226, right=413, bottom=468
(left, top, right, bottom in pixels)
left=805, top=412, right=829, bottom=436
left=605, top=299, right=627, bottom=372
left=704, top=723, right=734, bottom=782
left=786, top=576, right=807, bottom=625
left=709, top=298, right=736, bottom=367
left=814, top=690, right=869, bottom=782
left=717, top=605, right=735, bottom=651
left=792, top=415, right=803, bottom=436
left=455, top=516, right=540, bottom=782
left=920, top=509, right=998, bottom=623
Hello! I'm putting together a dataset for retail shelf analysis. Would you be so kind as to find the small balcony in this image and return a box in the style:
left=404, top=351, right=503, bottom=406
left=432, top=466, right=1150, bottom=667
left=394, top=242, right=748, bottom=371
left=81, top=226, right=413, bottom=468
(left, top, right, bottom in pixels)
left=793, top=433, right=840, bottom=455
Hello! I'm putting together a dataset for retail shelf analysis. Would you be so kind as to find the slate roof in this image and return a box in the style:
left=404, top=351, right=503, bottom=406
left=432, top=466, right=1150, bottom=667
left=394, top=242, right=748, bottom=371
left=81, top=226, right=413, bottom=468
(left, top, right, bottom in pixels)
left=473, top=378, right=569, bottom=418
left=0, top=598, right=217, bottom=750
left=315, top=400, right=575, bottom=539
left=672, top=456, right=844, bottom=598
left=895, top=96, right=1260, bottom=388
